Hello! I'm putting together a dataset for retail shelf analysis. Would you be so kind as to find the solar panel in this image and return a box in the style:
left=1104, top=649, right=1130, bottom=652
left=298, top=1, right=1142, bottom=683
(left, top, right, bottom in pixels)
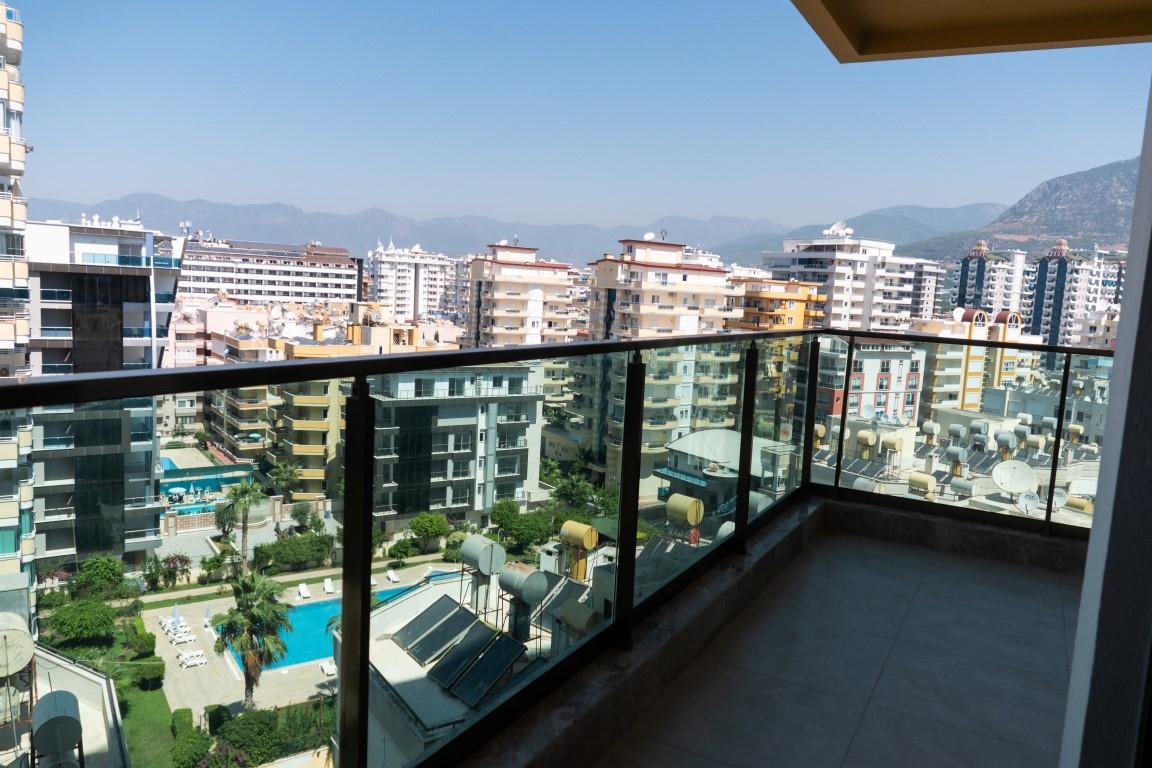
left=915, top=444, right=934, bottom=458
left=451, top=634, right=526, bottom=707
left=535, top=580, right=588, bottom=627
left=428, top=622, right=498, bottom=689
left=393, top=595, right=458, bottom=651
left=407, top=606, right=476, bottom=665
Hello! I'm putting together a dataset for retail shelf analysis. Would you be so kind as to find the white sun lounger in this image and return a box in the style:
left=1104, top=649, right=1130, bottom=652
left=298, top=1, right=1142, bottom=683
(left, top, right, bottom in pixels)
left=164, top=623, right=191, bottom=635
left=323, top=577, right=335, bottom=594
left=369, top=575, right=378, bottom=586
left=386, top=569, right=400, bottom=584
left=170, top=633, right=197, bottom=645
left=298, top=583, right=312, bottom=600
left=181, top=655, right=207, bottom=669
left=178, top=650, right=205, bottom=662
left=319, top=660, right=337, bottom=676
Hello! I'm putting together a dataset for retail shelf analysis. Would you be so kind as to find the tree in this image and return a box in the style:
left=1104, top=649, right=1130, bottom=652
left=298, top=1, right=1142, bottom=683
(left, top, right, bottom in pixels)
left=194, top=429, right=212, bottom=449
left=544, top=408, right=568, bottom=429
left=501, top=512, right=550, bottom=552
left=142, top=555, right=174, bottom=592
left=68, top=556, right=125, bottom=599
left=409, top=512, right=451, bottom=552
left=490, top=497, right=521, bottom=531
left=164, top=552, right=193, bottom=584
left=227, top=480, right=266, bottom=574
left=212, top=575, right=292, bottom=710
left=268, top=460, right=302, bottom=500
left=539, top=457, right=563, bottom=486
left=48, top=599, right=117, bottom=646
left=215, top=503, right=238, bottom=541
left=290, top=501, right=313, bottom=531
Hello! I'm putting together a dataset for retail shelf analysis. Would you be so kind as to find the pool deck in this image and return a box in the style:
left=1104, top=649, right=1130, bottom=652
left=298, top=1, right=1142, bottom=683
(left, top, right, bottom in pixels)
left=151, top=565, right=455, bottom=718
left=161, top=446, right=217, bottom=469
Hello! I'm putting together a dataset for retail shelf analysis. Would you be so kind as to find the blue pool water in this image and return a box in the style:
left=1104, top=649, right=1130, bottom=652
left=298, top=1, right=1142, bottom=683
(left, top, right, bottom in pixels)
left=227, top=587, right=410, bottom=669
left=172, top=502, right=216, bottom=515
left=160, top=457, right=178, bottom=471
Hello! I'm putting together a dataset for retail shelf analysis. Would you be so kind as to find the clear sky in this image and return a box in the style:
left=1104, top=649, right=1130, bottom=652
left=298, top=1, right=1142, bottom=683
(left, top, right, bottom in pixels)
left=17, top=0, right=1152, bottom=227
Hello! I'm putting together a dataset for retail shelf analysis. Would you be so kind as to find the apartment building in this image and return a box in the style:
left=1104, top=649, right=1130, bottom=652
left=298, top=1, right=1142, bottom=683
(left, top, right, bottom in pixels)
left=817, top=338, right=927, bottom=423
left=176, top=233, right=358, bottom=305
left=911, top=260, right=945, bottom=320
left=372, top=367, right=546, bottom=533
left=911, top=308, right=1039, bottom=415
left=1068, top=305, right=1122, bottom=350
left=954, top=240, right=1029, bottom=313
left=465, top=243, right=576, bottom=348
left=762, top=223, right=920, bottom=331
left=364, top=239, right=456, bottom=322
left=1023, top=240, right=1127, bottom=347
left=727, top=277, right=824, bottom=331
left=0, top=1, right=26, bottom=384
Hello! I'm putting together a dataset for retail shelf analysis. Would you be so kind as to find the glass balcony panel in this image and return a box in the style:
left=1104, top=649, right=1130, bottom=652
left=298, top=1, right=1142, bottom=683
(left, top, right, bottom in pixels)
left=635, top=340, right=745, bottom=604
left=1052, top=353, right=1110, bottom=528
left=749, top=335, right=812, bottom=518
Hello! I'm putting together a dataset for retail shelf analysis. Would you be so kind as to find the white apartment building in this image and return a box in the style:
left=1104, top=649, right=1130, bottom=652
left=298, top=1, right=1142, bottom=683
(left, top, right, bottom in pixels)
left=364, top=239, right=456, bottom=322
left=1068, top=305, right=1121, bottom=350
left=820, top=338, right=927, bottom=422
left=0, top=3, right=27, bottom=383
left=762, top=223, right=917, bottom=331
left=465, top=243, right=576, bottom=348
left=176, top=233, right=358, bottom=305
left=1022, top=240, right=1126, bottom=347
left=911, top=260, right=945, bottom=320
left=954, top=241, right=1029, bottom=314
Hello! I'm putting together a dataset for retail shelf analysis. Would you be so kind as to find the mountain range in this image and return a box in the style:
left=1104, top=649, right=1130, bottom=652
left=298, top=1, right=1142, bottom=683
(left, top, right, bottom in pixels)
left=27, top=157, right=1137, bottom=264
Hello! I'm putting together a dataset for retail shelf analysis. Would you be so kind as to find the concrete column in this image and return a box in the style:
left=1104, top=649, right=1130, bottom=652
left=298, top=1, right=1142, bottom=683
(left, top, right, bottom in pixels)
left=1061, top=81, right=1152, bottom=767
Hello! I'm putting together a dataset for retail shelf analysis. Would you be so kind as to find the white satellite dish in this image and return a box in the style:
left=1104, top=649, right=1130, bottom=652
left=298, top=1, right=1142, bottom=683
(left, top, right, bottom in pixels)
left=1068, top=478, right=1098, bottom=499
left=1018, top=490, right=1041, bottom=515
left=991, top=460, right=1038, bottom=496
left=498, top=239, right=509, bottom=246
left=642, top=232, right=657, bottom=241
left=1052, top=487, right=1069, bottom=508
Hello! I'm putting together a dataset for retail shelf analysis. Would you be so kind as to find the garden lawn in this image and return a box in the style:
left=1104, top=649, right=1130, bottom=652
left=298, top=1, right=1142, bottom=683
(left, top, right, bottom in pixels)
left=121, top=685, right=174, bottom=768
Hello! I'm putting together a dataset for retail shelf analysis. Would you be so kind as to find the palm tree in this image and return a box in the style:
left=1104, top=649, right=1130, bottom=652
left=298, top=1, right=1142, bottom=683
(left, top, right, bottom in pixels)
left=212, top=575, right=292, bottom=710
left=227, top=480, right=266, bottom=573
left=268, top=459, right=302, bottom=500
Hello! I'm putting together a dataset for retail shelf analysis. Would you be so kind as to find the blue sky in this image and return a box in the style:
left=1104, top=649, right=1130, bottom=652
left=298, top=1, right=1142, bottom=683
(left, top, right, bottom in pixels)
left=18, top=0, right=1152, bottom=227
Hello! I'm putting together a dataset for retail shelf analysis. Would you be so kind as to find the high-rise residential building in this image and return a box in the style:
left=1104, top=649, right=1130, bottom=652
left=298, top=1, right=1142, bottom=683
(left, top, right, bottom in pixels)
left=727, top=277, right=824, bottom=331
left=364, top=240, right=456, bottom=322
left=1068, top=305, right=1122, bottom=350
left=911, top=309, right=1039, bottom=414
left=0, top=1, right=26, bottom=384
left=761, top=223, right=919, bottom=331
left=176, top=233, right=358, bottom=305
left=954, top=240, right=1029, bottom=314
left=1023, top=239, right=1126, bottom=347
left=910, top=260, right=945, bottom=320
left=465, top=243, right=576, bottom=348
left=818, top=338, right=927, bottom=422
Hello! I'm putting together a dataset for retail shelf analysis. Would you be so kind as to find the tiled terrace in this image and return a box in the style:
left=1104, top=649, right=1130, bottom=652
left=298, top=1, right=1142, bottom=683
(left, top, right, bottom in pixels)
left=599, top=532, right=1079, bottom=767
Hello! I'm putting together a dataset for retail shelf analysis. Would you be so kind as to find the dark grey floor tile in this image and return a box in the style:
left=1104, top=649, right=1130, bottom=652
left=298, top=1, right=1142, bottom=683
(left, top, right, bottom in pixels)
left=712, top=612, right=893, bottom=700
left=634, top=661, right=864, bottom=768
left=843, top=706, right=1059, bottom=768
left=594, top=733, right=735, bottom=768
left=1066, top=619, right=1078, bottom=666
left=757, top=569, right=913, bottom=638
left=790, top=534, right=928, bottom=597
left=1061, top=581, right=1082, bottom=623
left=871, top=643, right=1067, bottom=753
left=918, top=556, right=1064, bottom=623
left=897, top=595, right=1067, bottom=678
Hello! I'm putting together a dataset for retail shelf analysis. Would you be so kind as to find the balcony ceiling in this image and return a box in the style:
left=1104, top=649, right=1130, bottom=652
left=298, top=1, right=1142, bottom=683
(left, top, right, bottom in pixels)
left=791, top=0, right=1152, bottom=61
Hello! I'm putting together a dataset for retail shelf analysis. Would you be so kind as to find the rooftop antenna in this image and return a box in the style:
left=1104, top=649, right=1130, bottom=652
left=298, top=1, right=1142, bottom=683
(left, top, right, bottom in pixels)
left=642, top=232, right=656, bottom=241
left=659, top=229, right=667, bottom=241
left=513, top=234, right=519, bottom=246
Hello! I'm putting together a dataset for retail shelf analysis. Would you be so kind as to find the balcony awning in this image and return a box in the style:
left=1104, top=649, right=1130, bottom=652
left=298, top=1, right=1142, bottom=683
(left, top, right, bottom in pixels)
left=791, top=0, right=1152, bottom=62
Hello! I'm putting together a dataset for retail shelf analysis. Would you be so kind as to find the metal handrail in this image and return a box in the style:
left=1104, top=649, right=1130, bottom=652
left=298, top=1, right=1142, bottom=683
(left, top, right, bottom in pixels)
left=0, top=328, right=1110, bottom=411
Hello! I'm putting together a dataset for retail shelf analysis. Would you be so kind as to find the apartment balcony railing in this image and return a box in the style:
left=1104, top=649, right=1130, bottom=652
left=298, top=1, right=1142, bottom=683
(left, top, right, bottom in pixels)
left=0, top=327, right=1109, bottom=767
left=39, top=288, right=71, bottom=302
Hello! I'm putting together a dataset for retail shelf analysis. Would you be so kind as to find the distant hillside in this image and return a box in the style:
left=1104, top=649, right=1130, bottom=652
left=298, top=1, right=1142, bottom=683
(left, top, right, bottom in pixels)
left=27, top=194, right=786, bottom=263
left=900, top=158, right=1139, bottom=260
left=714, top=202, right=1007, bottom=263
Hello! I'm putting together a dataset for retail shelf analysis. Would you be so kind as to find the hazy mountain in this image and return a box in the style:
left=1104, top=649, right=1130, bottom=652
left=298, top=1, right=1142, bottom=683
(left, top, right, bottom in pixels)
left=27, top=194, right=786, bottom=263
left=899, top=158, right=1139, bottom=261
left=713, top=202, right=1008, bottom=263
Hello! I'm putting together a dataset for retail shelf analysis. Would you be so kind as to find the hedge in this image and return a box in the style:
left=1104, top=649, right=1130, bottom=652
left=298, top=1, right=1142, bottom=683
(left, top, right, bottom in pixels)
left=204, top=704, right=233, bottom=736
left=171, top=708, right=194, bottom=739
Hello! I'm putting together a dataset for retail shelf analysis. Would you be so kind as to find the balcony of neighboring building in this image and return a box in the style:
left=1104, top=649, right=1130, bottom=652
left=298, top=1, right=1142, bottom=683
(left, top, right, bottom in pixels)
left=1, top=6, right=21, bottom=64
left=0, top=129, right=25, bottom=175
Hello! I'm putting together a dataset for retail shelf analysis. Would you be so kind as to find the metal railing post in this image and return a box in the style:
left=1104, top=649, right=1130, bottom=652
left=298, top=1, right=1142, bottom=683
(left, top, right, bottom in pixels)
left=338, top=375, right=374, bottom=768
left=1044, top=352, right=1074, bottom=530
left=614, top=350, right=645, bottom=647
left=832, top=336, right=856, bottom=492
left=734, top=342, right=759, bottom=549
left=801, top=335, right=821, bottom=489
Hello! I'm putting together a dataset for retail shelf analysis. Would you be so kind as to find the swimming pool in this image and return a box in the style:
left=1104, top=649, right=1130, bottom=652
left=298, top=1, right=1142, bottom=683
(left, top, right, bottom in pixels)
left=224, top=571, right=464, bottom=669
left=172, top=502, right=218, bottom=515
left=160, top=457, right=178, bottom=471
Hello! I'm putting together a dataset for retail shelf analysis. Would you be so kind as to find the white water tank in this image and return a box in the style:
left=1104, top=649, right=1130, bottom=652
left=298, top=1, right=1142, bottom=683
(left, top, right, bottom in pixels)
left=0, top=612, right=34, bottom=676
left=32, top=691, right=83, bottom=755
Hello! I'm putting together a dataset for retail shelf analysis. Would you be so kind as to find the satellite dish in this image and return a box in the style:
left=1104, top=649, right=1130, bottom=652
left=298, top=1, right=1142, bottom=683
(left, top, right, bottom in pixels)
left=498, top=239, right=509, bottom=246
left=1018, top=491, right=1041, bottom=515
left=1068, top=478, right=1098, bottom=499
left=991, top=460, right=1038, bottom=496
left=1052, top=487, right=1069, bottom=508
left=642, top=232, right=657, bottom=241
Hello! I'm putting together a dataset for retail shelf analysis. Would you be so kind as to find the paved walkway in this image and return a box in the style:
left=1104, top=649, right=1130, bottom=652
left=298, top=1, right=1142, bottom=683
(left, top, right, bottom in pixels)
left=162, top=446, right=216, bottom=468
left=140, top=553, right=452, bottom=605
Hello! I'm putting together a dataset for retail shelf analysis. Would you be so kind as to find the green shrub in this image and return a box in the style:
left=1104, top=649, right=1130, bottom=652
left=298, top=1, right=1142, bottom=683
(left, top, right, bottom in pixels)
left=204, top=703, right=234, bottom=736
left=68, top=556, right=125, bottom=599
left=170, top=728, right=212, bottom=768
left=134, top=655, right=165, bottom=690
left=217, top=710, right=281, bottom=765
left=36, top=590, right=68, bottom=611
left=388, top=538, right=420, bottom=559
left=47, top=599, right=116, bottom=646
left=171, top=708, right=195, bottom=739
left=131, top=630, right=156, bottom=658
left=441, top=548, right=462, bottom=563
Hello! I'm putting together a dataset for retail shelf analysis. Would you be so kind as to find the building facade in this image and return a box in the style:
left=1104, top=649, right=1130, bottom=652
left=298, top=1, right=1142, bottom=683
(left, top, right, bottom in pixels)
left=954, top=240, right=1029, bottom=314
left=1023, top=240, right=1126, bottom=347
left=465, top=244, right=576, bottom=348
left=177, top=234, right=358, bottom=305
left=364, top=240, right=456, bottom=322
left=727, top=278, right=824, bottom=330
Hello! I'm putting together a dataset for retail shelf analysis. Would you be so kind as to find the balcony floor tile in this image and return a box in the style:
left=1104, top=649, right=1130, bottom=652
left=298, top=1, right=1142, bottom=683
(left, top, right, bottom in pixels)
left=843, top=705, right=1058, bottom=768
left=758, top=568, right=913, bottom=639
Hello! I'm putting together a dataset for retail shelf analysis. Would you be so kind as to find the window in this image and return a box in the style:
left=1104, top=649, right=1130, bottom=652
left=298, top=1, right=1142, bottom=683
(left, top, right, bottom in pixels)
left=852, top=360, right=864, bottom=373
left=875, top=393, right=888, bottom=407
left=910, top=360, right=920, bottom=372
left=907, top=375, right=919, bottom=388
left=850, top=376, right=862, bottom=391
left=448, top=378, right=464, bottom=397
left=880, top=361, right=891, bottom=373
left=877, top=377, right=889, bottom=391
left=492, top=376, right=503, bottom=388
left=415, top=378, right=434, bottom=397
left=431, top=460, right=448, bottom=479
left=905, top=393, right=916, bottom=406
left=508, top=378, right=524, bottom=395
